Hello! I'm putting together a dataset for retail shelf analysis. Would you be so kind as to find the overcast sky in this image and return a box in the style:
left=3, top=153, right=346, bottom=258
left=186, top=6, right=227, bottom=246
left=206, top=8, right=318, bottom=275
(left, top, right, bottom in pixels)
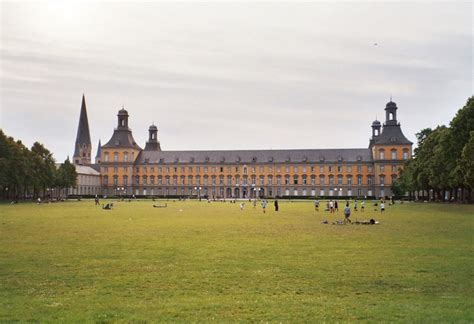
left=1, top=1, right=472, bottom=162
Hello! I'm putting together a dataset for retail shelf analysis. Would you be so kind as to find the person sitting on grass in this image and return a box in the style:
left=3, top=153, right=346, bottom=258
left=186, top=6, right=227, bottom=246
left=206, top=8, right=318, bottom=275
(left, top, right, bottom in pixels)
left=344, top=203, right=351, bottom=224
left=380, top=201, right=385, bottom=213
left=102, top=203, right=113, bottom=210
left=239, top=202, right=245, bottom=210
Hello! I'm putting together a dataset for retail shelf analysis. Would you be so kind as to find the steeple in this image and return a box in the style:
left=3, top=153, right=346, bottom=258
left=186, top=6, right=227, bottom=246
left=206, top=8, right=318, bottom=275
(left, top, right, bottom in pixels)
left=95, top=139, right=102, bottom=164
left=73, top=94, right=92, bottom=165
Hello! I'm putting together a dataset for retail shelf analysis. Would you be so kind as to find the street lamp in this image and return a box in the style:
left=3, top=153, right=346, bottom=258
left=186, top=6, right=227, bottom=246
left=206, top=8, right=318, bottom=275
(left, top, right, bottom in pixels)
left=117, top=187, right=125, bottom=200
left=194, top=186, right=202, bottom=200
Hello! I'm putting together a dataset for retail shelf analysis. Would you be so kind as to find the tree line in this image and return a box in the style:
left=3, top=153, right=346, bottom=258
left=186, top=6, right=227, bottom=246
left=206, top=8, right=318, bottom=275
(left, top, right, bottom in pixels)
left=392, top=97, right=474, bottom=203
left=0, top=129, right=77, bottom=201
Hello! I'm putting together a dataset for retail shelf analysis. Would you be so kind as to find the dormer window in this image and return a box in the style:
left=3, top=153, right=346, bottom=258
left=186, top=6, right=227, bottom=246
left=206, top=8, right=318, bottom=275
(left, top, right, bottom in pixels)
left=357, top=155, right=362, bottom=161
left=303, top=156, right=308, bottom=162
left=319, top=156, right=325, bottom=162
left=221, top=157, right=225, bottom=162
left=268, top=157, right=273, bottom=162
left=252, top=156, right=257, bottom=162
left=159, top=158, right=164, bottom=164
left=190, top=157, right=194, bottom=163
left=205, top=157, right=210, bottom=163
left=338, top=156, right=343, bottom=162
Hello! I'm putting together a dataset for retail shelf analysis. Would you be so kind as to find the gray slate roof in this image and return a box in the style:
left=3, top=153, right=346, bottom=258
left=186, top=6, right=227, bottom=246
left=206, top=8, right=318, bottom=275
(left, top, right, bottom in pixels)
left=136, top=148, right=372, bottom=164
left=374, top=124, right=413, bottom=145
left=103, top=129, right=142, bottom=150
left=75, top=164, right=101, bottom=176
left=73, top=95, right=91, bottom=156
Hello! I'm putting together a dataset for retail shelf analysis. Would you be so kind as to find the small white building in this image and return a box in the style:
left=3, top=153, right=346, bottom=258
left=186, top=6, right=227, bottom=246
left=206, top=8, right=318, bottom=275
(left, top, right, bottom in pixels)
left=69, top=165, right=101, bottom=196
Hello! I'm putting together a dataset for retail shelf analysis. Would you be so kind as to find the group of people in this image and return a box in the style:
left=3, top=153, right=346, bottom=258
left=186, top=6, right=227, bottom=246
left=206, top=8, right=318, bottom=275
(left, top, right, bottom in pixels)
left=240, top=199, right=279, bottom=213
left=316, top=199, right=368, bottom=213
left=314, top=198, right=388, bottom=224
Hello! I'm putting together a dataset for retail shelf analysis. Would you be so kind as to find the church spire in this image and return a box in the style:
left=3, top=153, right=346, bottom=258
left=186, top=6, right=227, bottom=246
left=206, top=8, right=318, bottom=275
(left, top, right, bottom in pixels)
left=73, top=94, right=92, bottom=165
left=95, top=139, right=102, bottom=164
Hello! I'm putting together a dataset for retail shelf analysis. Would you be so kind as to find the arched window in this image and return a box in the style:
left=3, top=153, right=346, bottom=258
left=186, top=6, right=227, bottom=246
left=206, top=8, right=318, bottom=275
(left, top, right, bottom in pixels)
left=347, top=175, right=353, bottom=185
left=391, top=175, right=397, bottom=183
left=150, top=175, right=155, bottom=185
left=391, top=149, right=397, bottom=160
left=403, top=149, right=409, bottom=160
left=104, top=152, right=109, bottom=162
left=123, top=175, right=128, bottom=186
left=114, top=152, right=119, bottom=162
left=123, top=152, right=128, bottom=162
left=267, top=175, right=273, bottom=185
left=329, top=175, right=334, bottom=185
left=143, top=175, right=148, bottom=185
left=379, top=149, right=385, bottom=160
left=389, top=112, right=394, bottom=120
left=103, top=175, right=109, bottom=185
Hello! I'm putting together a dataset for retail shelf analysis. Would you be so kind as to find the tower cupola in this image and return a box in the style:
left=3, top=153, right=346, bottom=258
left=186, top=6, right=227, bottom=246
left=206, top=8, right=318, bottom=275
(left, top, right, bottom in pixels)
left=117, top=107, right=129, bottom=129
left=371, top=119, right=381, bottom=137
left=144, top=124, right=162, bottom=151
left=385, top=100, right=398, bottom=126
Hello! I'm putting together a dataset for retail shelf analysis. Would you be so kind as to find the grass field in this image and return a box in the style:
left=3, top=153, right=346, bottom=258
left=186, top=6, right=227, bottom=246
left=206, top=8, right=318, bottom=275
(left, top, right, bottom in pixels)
left=0, top=199, right=473, bottom=322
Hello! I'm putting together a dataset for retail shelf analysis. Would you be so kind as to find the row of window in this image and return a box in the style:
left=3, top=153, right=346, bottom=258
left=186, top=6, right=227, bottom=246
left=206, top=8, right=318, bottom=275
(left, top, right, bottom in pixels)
left=103, top=150, right=409, bottom=163
left=109, top=187, right=381, bottom=198
left=103, top=164, right=400, bottom=175
left=379, top=149, right=409, bottom=160
left=104, top=174, right=397, bottom=186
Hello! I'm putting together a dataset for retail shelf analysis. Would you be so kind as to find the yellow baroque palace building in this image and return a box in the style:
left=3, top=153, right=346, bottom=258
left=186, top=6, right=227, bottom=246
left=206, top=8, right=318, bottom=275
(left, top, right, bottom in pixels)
left=73, top=96, right=412, bottom=199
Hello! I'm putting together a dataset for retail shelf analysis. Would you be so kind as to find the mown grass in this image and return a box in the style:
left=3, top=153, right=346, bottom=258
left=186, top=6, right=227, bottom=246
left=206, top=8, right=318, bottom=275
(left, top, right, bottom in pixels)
left=0, top=200, right=473, bottom=322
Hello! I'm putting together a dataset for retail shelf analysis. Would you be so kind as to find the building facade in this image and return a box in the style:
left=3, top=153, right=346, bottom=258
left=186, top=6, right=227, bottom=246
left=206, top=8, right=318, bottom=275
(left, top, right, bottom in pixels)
left=74, top=96, right=412, bottom=198
left=68, top=165, right=101, bottom=196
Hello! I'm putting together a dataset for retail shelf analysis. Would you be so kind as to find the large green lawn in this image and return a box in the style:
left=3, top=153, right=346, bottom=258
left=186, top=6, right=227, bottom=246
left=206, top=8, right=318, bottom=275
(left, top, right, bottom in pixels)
left=0, top=200, right=472, bottom=322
